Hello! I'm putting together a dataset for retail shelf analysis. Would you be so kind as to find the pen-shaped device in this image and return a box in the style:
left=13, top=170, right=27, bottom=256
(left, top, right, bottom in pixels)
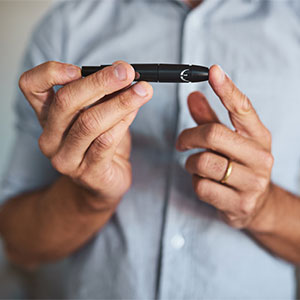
left=81, top=64, right=209, bottom=83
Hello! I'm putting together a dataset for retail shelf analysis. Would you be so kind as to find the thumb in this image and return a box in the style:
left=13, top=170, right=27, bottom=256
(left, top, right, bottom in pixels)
left=187, top=91, right=219, bottom=125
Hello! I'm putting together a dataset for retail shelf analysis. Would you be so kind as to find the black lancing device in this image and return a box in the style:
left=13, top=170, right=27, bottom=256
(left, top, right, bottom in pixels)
left=81, top=64, right=209, bottom=83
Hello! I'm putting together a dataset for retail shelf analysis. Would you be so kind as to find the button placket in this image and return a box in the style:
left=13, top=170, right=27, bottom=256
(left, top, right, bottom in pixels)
left=158, top=1, right=224, bottom=298
left=158, top=7, right=209, bottom=300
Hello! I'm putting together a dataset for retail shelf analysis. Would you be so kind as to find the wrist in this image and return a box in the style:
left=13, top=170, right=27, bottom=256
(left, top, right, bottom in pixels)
left=246, top=183, right=277, bottom=235
left=77, top=186, right=121, bottom=213
left=59, top=176, right=121, bottom=213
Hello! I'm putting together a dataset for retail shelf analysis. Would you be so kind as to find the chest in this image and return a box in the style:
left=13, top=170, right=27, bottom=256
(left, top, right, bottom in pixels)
left=73, top=0, right=300, bottom=192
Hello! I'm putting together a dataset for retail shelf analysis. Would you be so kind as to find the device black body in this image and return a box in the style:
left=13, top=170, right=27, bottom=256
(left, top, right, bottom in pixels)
left=81, top=64, right=209, bottom=83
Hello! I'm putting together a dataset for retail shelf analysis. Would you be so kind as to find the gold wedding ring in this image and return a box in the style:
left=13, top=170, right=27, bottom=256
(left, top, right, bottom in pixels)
left=220, top=159, right=233, bottom=184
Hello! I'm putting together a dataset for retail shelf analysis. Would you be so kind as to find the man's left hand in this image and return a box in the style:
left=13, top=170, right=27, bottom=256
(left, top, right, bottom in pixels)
left=176, top=65, right=275, bottom=230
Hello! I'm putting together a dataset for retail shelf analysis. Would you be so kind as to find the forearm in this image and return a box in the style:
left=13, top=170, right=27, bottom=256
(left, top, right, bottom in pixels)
left=247, top=183, right=300, bottom=264
left=0, top=176, right=117, bottom=268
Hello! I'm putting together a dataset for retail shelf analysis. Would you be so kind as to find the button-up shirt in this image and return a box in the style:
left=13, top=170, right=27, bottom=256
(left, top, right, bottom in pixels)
left=1, top=0, right=300, bottom=298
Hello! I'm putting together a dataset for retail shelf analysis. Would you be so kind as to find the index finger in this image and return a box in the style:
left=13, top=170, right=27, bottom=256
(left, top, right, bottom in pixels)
left=19, top=61, right=82, bottom=120
left=209, top=65, right=271, bottom=149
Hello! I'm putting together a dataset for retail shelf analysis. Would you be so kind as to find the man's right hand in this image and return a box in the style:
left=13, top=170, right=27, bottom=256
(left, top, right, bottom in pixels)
left=19, top=61, right=153, bottom=208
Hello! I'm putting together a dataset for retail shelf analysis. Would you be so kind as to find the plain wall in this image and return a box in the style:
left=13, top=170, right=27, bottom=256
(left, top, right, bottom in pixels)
left=0, top=0, right=53, bottom=177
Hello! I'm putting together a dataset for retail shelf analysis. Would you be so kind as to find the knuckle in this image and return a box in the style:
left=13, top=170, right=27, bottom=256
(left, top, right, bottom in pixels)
left=240, top=196, right=256, bottom=216
left=264, top=136, right=272, bottom=149
left=205, top=123, right=223, bottom=145
left=260, top=151, right=274, bottom=169
left=228, top=81, right=236, bottom=98
left=223, top=213, right=245, bottom=229
left=227, top=213, right=238, bottom=223
left=236, top=93, right=251, bottom=114
left=266, top=153, right=274, bottom=169
left=78, top=161, right=115, bottom=193
left=195, top=178, right=209, bottom=198
left=229, top=220, right=245, bottom=229
left=46, top=61, right=59, bottom=77
left=51, top=154, right=73, bottom=175
left=254, top=176, right=269, bottom=194
left=54, top=88, right=71, bottom=110
left=98, top=163, right=116, bottom=186
left=178, top=129, right=188, bottom=144
left=185, top=154, right=194, bottom=170
left=226, top=81, right=239, bottom=106
left=38, top=133, right=51, bottom=157
left=264, top=128, right=272, bottom=144
left=51, top=155, right=64, bottom=174
left=92, top=131, right=114, bottom=153
left=77, top=110, right=101, bottom=136
left=197, top=152, right=211, bottom=173
left=65, top=127, right=82, bottom=148
left=93, top=68, right=110, bottom=89
left=19, top=71, right=30, bottom=93
left=38, top=134, right=46, bottom=154
left=185, top=155, right=193, bottom=171
left=117, top=92, right=133, bottom=110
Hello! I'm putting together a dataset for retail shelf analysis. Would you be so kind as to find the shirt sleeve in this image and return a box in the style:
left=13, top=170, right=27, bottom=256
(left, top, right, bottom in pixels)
left=0, top=2, right=69, bottom=205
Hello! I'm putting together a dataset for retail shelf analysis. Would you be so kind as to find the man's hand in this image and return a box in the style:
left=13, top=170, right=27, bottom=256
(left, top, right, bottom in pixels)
left=176, top=65, right=274, bottom=231
left=0, top=61, right=153, bottom=266
left=19, top=61, right=153, bottom=208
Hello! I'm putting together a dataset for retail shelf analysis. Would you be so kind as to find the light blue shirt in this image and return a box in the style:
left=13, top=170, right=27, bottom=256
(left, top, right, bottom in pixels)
left=1, top=0, right=300, bottom=298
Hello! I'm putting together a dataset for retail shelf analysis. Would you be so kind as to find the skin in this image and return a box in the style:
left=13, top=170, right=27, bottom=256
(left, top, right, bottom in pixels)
left=184, top=0, right=203, bottom=8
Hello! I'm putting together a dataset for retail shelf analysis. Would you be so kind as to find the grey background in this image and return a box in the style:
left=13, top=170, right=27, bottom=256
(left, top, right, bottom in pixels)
left=0, top=0, right=52, bottom=177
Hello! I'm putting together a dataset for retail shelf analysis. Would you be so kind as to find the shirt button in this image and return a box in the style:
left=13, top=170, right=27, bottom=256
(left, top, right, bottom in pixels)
left=171, top=234, right=185, bottom=249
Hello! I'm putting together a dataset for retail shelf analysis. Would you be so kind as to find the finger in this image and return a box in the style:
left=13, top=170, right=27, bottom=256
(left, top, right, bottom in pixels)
left=40, top=61, right=136, bottom=156
left=177, top=123, right=269, bottom=169
left=84, top=109, right=138, bottom=164
left=76, top=111, right=136, bottom=200
left=18, top=61, right=81, bottom=123
left=209, top=65, right=271, bottom=150
left=115, top=128, right=132, bottom=159
left=187, top=91, right=219, bottom=125
left=186, top=151, right=258, bottom=191
left=51, top=81, right=153, bottom=172
left=192, top=176, right=240, bottom=213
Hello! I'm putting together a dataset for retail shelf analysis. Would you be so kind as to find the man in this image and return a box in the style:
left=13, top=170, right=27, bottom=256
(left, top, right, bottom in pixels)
left=1, top=0, right=300, bottom=298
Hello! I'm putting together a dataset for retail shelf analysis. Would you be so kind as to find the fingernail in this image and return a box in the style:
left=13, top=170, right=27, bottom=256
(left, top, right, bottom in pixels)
left=66, top=66, right=80, bottom=79
left=114, top=63, right=127, bottom=81
left=215, top=65, right=225, bottom=84
left=133, top=82, right=148, bottom=97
